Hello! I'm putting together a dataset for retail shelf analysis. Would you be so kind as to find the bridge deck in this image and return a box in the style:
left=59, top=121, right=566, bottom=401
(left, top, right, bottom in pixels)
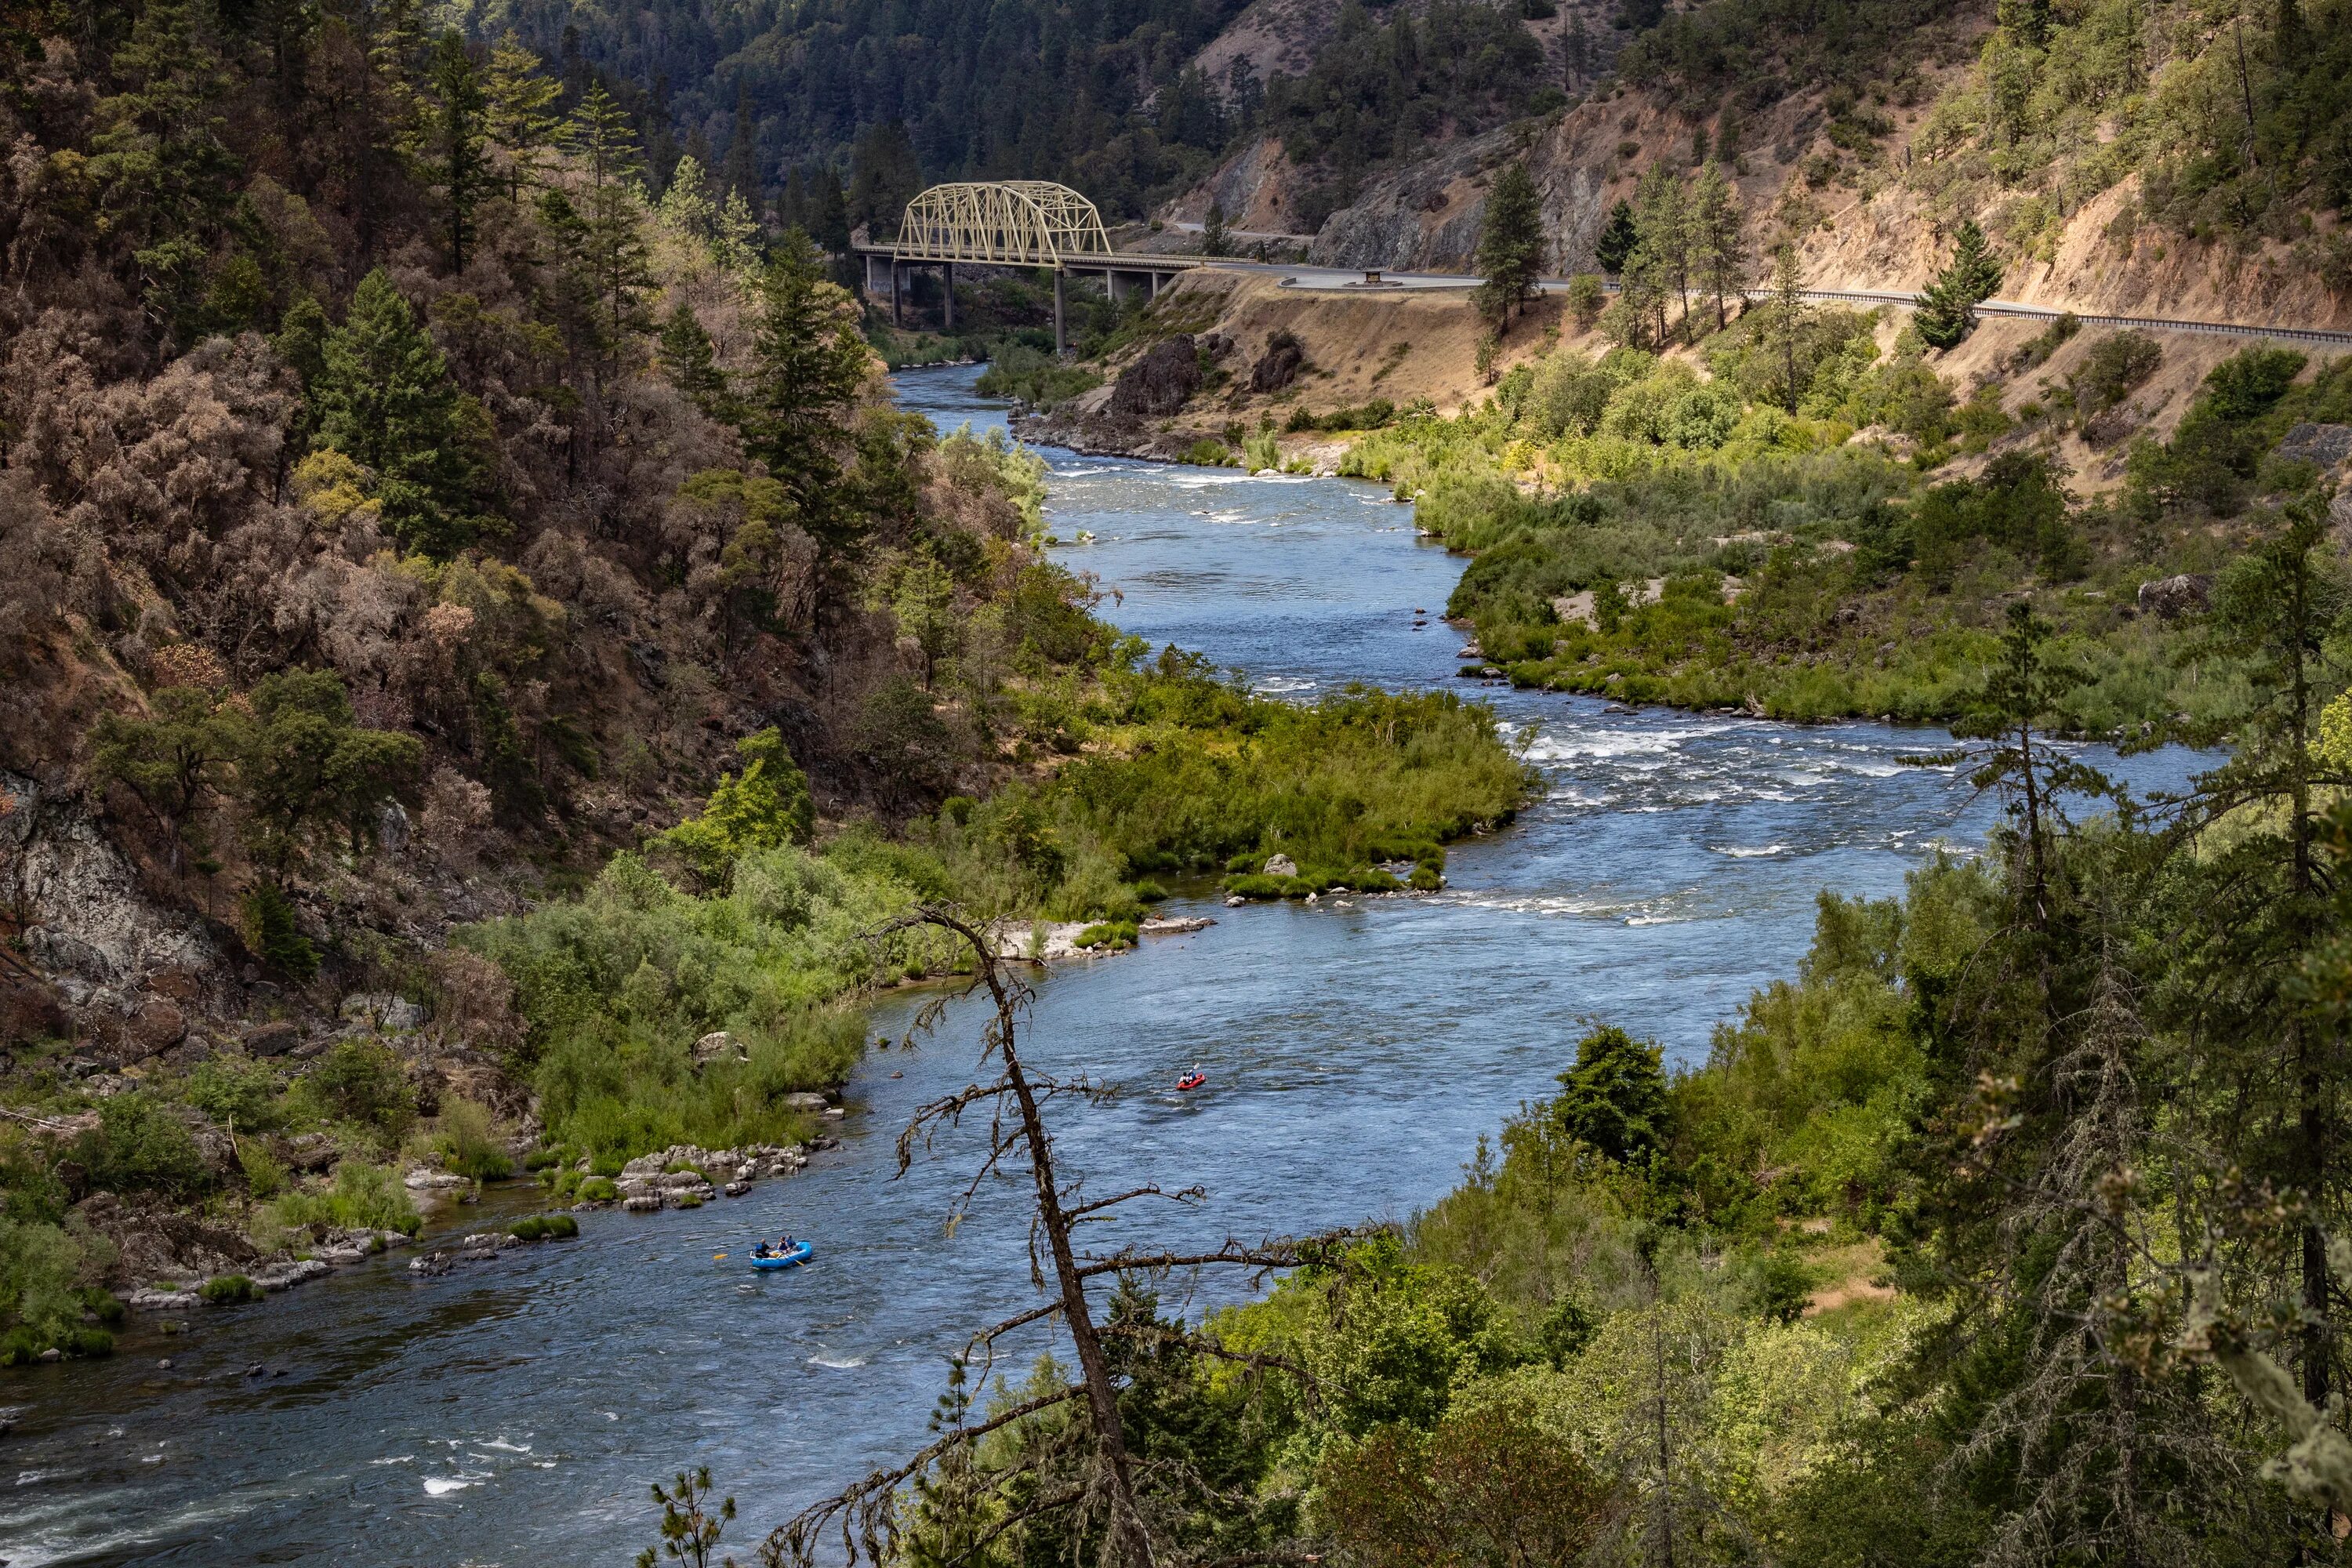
left=850, top=241, right=1204, bottom=273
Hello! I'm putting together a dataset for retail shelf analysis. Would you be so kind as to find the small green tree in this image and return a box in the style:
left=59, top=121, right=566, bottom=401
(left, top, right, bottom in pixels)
left=230, top=668, right=423, bottom=871
left=1915, top=219, right=2004, bottom=349
left=1769, top=242, right=1808, bottom=412
left=240, top=881, right=318, bottom=982
left=1201, top=198, right=1230, bottom=256
left=313, top=269, right=488, bottom=556
left=659, top=301, right=733, bottom=419
left=652, top=728, right=815, bottom=888
left=89, top=685, right=230, bottom=873
left=1552, top=1023, right=1670, bottom=1163
left=483, top=31, right=561, bottom=200
left=1473, top=162, right=1548, bottom=328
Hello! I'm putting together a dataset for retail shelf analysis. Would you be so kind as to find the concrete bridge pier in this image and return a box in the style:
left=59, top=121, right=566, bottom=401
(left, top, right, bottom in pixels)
left=942, top=261, right=954, bottom=331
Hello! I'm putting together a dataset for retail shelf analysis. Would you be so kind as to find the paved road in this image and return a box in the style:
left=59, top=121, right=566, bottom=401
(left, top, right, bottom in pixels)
left=1254, top=261, right=2352, bottom=347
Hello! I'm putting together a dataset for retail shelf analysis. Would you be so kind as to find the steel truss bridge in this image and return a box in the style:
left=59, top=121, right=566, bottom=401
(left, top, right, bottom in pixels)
left=853, top=180, right=1203, bottom=353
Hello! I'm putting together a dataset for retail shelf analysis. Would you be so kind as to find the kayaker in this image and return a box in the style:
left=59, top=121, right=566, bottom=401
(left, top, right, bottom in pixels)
left=753, top=1241, right=772, bottom=1259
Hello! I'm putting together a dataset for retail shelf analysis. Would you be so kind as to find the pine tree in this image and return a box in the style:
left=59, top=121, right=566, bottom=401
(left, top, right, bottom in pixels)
left=89, top=0, right=242, bottom=341
left=566, top=86, right=655, bottom=361
left=1769, top=242, right=1808, bottom=412
left=1915, top=219, right=2004, bottom=349
left=1692, top=162, right=1747, bottom=331
left=1632, top=164, right=1693, bottom=342
left=741, top=230, right=874, bottom=550
left=1202, top=198, right=1230, bottom=257
left=1474, top=161, right=1547, bottom=329
left=1594, top=198, right=1639, bottom=275
left=313, top=268, right=485, bottom=556
left=430, top=32, right=488, bottom=272
left=483, top=31, right=561, bottom=201
left=659, top=300, right=732, bottom=419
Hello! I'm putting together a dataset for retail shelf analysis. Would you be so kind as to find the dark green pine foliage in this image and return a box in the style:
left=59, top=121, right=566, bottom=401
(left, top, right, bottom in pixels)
left=658, top=301, right=734, bottom=421
left=1914, top=219, right=2005, bottom=349
left=432, top=31, right=490, bottom=273
left=313, top=268, right=490, bottom=557
left=1594, top=198, right=1640, bottom=274
left=88, top=0, right=244, bottom=342
left=1473, top=161, right=1548, bottom=327
left=739, top=230, right=873, bottom=551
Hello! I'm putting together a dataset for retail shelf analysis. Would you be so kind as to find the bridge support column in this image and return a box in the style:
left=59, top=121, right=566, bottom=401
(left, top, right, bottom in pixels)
left=864, top=252, right=878, bottom=296
left=891, top=260, right=902, bottom=328
left=1053, top=267, right=1066, bottom=358
left=1149, top=271, right=1162, bottom=300
left=942, top=262, right=954, bottom=331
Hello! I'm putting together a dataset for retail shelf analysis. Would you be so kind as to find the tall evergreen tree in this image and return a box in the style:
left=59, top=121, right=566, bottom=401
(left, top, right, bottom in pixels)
left=313, top=268, right=486, bottom=557
left=720, top=76, right=761, bottom=207
left=740, top=230, right=873, bottom=550
left=483, top=31, right=561, bottom=201
left=1692, top=163, right=1747, bottom=331
left=431, top=32, right=488, bottom=273
left=1473, top=161, right=1547, bottom=328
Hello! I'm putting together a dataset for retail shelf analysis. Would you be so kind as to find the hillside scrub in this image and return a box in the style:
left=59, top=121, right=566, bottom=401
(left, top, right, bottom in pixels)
left=1346, top=314, right=2345, bottom=728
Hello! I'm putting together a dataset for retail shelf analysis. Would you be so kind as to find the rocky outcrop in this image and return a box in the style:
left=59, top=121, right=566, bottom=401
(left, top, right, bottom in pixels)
left=596, top=1141, right=815, bottom=1212
left=2, top=770, right=230, bottom=1062
left=1105, top=336, right=1203, bottom=421
left=1308, top=124, right=1611, bottom=274
left=2278, top=423, right=2352, bottom=469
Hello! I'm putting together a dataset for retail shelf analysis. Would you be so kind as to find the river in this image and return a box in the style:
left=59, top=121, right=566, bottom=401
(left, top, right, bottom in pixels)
left=0, top=365, right=2198, bottom=1566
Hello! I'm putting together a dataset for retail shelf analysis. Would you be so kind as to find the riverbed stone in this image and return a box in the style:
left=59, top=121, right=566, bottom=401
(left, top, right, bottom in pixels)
left=1262, top=854, right=1298, bottom=878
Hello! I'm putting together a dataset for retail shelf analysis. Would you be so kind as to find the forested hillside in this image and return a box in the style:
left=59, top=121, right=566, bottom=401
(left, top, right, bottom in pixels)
left=0, top=2, right=1530, bottom=1363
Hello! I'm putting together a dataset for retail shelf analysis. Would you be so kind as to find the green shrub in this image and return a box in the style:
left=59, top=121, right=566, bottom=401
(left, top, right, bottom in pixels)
left=1131, top=880, right=1170, bottom=903
left=521, top=1145, right=564, bottom=1171
left=183, top=1057, right=288, bottom=1133
left=576, top=1176, right=620, bottom=1202
left=293, top=1039, right=415, bottom=1141
left=265, top=1160, right=423, bottom=1237
left=1180, top=437, right=1236, bottom=466
left=201, top=1274, right=263, bottom=1304
left=1075, top=920, right=1138, bottom=949
left=423, top=1096, right=513, bottom=1181
left=238, top=1140, right=288, bottom=1198
left=508, top=1212, right=579, bottom=1242
left=76, top=1094, right=212, bottom=1199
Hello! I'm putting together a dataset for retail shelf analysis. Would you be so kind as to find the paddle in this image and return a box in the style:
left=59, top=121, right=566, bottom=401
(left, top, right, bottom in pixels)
left=713, top=1252, right=728, bottom=1261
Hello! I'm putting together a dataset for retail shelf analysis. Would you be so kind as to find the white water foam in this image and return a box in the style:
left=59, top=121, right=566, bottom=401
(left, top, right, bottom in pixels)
left=1712, top=844, right=1791, bottom=858
left=423, top=1476, right=479, bottom=1497
left=808, top=1352, right=869, bottom=1370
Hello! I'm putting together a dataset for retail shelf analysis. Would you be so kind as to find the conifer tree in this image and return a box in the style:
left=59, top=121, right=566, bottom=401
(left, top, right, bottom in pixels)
left=430, top=32, right=488, bottom=273
left=313, top=268, right=485, bottom=556
left=483, top=31, right=561, bottom=201
left=741, top=230, right=873, bottom=550
left=1769, top=242, right=1808, bottom=412
left=1692, top=162, right=1747, bottom=331
left=659, top=300, right=732, bottom=419
left=1632, top=164, right=1693, bottom=342
left=1915, top=219, right=2005, bottom=349
left=720, top=77, right=761, bottom=208
left=1202, top=198, right=1230, bottom=257
left=1474, top=161, right=1547, bottom=329
left=565, top=86, right=655, bottom=361
left=1594, top=198, right=1639, bottom=274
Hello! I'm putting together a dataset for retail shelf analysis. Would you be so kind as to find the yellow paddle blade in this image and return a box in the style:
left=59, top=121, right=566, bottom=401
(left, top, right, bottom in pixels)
left=713, top=1252, right=728, bottom=1261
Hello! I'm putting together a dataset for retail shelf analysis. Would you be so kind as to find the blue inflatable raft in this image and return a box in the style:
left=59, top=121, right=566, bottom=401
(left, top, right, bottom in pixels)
left=748, top=1240, right=814, bottom=1271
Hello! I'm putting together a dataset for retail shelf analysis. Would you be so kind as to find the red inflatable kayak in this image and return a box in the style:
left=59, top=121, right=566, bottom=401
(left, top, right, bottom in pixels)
left=1174, top=1072, right=1206, bottom=1092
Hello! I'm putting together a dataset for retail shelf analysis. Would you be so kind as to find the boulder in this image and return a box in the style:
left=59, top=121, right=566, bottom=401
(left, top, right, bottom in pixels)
left=2136, top=574, right=2212, bottom=619
left=244, top=1020, right=302, bottom=1057
left=1249, top=331, right=1306, bottom=394
left=1105, top=336, right=1202, bottom=422
left=404, top=1167, right=470, bottom=1191
left=125, top=999, right=187, bottom=1059
left=1262, top=854, right=1298, bottom=878
left=778, top=1091, right=830, bottom=1114
left=692, top=1030, right=746, bottom=1067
